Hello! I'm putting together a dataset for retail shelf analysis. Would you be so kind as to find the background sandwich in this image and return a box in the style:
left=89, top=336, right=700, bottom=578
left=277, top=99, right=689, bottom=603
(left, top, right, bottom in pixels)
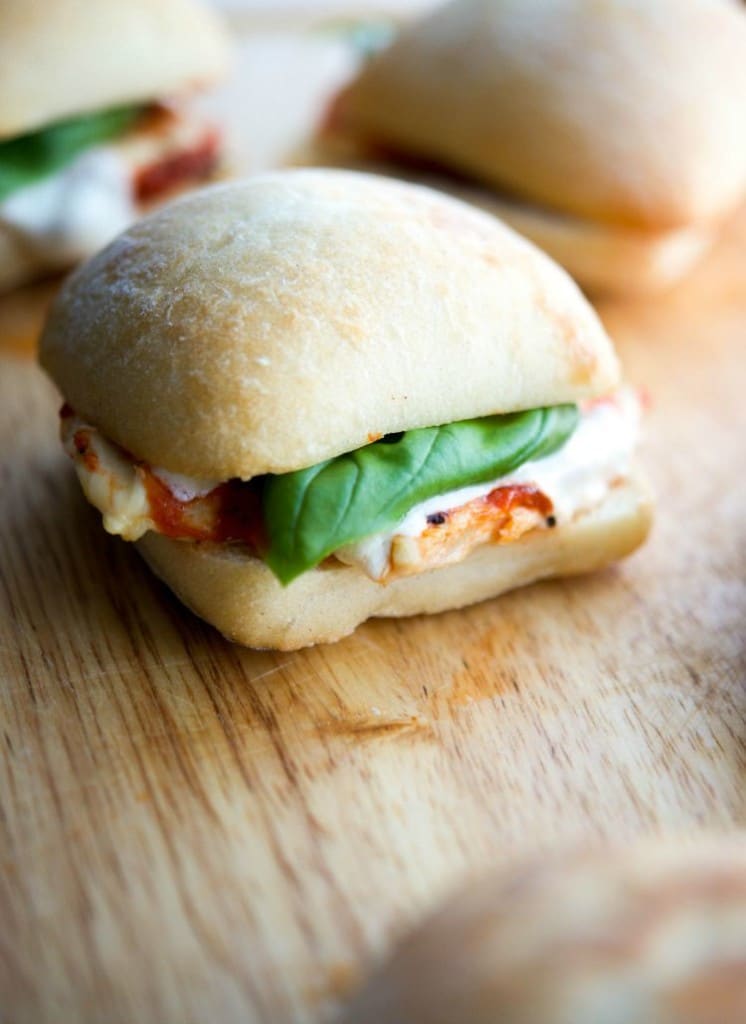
left=317, top=0, right=746, bottom=295
left=0, top=0, right=228, bottom=293
left=40, top=169, right=651, bottom=649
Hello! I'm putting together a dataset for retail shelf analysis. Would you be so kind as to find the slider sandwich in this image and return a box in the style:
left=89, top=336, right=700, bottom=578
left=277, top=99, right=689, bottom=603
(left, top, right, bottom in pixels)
left=0, top=0, right=228, bottom=293
left=40, top=170, right=652, bottom=650
left=321, top=0, right=746, bottom=295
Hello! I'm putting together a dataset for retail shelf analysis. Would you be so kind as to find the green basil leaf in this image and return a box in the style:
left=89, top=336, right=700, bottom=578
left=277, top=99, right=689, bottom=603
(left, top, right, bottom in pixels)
left=263, top=404, right=579, bottom=584
left=0, top=105, right=144, bottom=203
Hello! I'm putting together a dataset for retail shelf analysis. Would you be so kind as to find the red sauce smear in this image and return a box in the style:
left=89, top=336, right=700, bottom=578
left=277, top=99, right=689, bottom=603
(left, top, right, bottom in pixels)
left=134, top=129, right=220, bottom=202
left=72, top=428, right=100, bottom=473
left=142, top=472, right=266, bottom=553
left=422, top=483, right=554, bottom=543
left=485, top=484, right=554, bottom=520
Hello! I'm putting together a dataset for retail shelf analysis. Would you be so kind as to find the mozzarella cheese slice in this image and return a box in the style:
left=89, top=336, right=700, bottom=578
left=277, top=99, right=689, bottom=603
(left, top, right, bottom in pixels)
left=1, top=148, right=136, bottom=266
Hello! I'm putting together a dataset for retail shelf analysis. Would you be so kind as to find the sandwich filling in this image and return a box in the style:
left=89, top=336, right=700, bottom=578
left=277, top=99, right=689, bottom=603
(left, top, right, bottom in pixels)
left=0, top=104, right=219, bottom=269
left=60, top=389, right=641, bottom=586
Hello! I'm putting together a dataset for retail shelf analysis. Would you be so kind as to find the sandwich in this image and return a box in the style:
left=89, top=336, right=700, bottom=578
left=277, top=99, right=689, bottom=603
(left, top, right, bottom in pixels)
left=340, top=839, right=746, bottom=1024
left=317, top=0, right=746, bottom=295
left=0, top=0, right=229, bottom=293
left=39, top=169, right=652, bottom=650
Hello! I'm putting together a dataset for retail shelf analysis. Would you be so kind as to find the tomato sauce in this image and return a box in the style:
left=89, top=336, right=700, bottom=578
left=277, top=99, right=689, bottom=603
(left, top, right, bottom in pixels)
left=72, top=428, right=100, bottom=473
left=416, top=482, right=552, bottom=558
left=485, top=484, right=554, bottom=521
left=134, top=129, right=220, bottom=202
left=142, top=472, right=266, bottom=552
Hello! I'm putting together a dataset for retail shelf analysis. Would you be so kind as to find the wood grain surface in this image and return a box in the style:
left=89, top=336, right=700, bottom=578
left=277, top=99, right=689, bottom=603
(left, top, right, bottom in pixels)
left=1, top=27, right=745, bottom=1024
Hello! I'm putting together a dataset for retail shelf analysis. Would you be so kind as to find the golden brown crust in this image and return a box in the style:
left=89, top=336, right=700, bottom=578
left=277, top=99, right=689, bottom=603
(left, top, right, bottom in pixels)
left=342, top=0, right=746, bottom=231
left=340, top=838, right=746, bottom=1024
left=40, top=170, right=619, bottom=480
left=0, top=0, right=229, bottom=140
left=136, top=474, right=651, bottom=650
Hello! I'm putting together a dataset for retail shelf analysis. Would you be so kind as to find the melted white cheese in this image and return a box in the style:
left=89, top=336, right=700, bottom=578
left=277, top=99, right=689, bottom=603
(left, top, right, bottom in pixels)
left=151, top=467, right=220, bottom=503
left=0, top=148, right=137, bottom=266
left=336, top=389, right=641, bottom=579
left=62, top=416, right=220, bottom=540
left=61, top=415, right=152, bottom=540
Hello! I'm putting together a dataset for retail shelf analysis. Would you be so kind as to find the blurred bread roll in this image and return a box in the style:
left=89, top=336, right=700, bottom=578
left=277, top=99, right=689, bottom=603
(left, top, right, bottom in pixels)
left=339, top=839, right=746, bottom=1023
left=326, top=0, right=746, bottom=295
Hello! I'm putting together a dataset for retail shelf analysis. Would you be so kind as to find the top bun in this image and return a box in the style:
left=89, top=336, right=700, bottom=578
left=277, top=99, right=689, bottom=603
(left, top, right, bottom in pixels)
left=341, top=839, right=746, bottom=1024
left=40, top=170, right=618, bottom=481
left=0, top=0, right=229, bottom=140
left=342, top=0, right=746, bottom=231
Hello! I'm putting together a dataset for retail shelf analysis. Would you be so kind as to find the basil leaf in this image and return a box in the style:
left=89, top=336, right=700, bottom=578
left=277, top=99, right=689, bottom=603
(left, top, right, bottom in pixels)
left=263, top=404, right=579, bottom=584
left=0, top=105, right=144, bottom=203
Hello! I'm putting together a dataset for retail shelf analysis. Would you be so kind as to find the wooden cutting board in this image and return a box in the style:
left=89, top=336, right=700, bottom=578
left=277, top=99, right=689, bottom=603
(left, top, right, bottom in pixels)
left=1, top=21, right=745, bottom=1024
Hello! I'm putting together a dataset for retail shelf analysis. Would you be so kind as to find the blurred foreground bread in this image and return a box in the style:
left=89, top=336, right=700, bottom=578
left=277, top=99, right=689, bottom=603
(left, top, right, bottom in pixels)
left=328, top=0, right=746, bottom=295
left=340, top=838, right=746, bottom=1024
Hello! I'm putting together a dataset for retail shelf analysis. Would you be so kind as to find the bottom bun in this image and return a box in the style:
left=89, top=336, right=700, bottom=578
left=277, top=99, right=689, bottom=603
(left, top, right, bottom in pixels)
left=136, top=474, right=652, bottom=650
left=475, top=192, right=712, bottom=297
left=293, top=135, right=712, bottom=296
